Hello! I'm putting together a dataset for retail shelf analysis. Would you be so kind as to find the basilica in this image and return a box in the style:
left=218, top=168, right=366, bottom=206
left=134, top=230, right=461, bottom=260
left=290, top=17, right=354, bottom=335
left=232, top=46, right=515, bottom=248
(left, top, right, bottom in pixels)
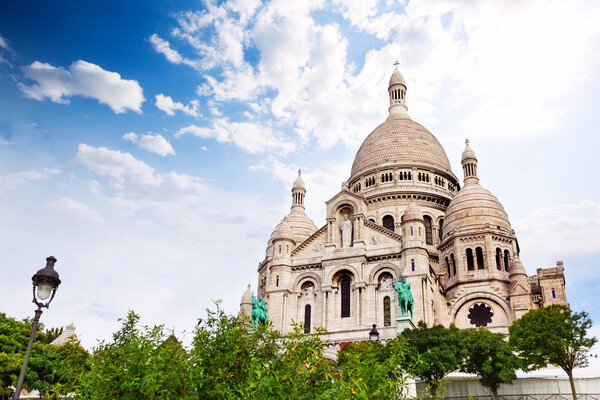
left=240, top=67, right=568, bottom=346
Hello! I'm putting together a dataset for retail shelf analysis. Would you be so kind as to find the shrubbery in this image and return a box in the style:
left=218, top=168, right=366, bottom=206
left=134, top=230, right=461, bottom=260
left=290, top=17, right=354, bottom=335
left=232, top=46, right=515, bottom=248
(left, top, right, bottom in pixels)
left=1, top=305, right=595, bottom=399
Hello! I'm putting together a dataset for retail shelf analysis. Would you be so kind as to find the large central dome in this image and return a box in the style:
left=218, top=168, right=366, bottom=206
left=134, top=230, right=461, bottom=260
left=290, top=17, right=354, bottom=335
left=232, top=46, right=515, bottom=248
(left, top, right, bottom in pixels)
left=350, top=115, right=453, bottom=181
left=348, top=67, right=455, bottom=185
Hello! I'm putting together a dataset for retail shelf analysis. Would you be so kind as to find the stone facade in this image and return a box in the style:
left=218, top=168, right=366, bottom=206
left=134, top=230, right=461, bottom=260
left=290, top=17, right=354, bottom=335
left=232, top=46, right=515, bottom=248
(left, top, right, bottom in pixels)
left=241, top=67, right=568, bottom=344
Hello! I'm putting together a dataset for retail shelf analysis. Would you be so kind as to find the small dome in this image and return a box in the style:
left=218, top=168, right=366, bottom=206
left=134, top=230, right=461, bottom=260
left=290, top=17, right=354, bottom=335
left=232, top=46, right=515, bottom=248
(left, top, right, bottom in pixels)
left=389, top=68, right=406, bottom=87
left=462, top=139, right=477, bottom=162
left=401, top=202, right=422, bottom=222
left=272, top=219, right=294, bottom=242
left=292, top=169, right=306, bottom=191
left=240, top=284, right=252, bottom=305
left=442, top=183, right=511, bottom=238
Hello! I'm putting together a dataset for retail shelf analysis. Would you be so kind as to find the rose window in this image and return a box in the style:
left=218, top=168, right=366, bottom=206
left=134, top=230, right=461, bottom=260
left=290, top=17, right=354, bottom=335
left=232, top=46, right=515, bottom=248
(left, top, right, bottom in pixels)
left=467, top=303, right=494, bottom=327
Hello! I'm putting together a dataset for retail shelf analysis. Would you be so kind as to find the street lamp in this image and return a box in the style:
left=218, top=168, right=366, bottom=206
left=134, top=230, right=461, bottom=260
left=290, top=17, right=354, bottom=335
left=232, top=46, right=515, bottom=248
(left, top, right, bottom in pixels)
left=369, top=324, right=380, bottom=341
left=12, top=256, right=61, bottom=400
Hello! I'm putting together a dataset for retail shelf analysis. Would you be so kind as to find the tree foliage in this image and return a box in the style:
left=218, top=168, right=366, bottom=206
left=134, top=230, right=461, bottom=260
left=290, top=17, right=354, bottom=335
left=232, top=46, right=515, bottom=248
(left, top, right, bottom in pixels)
left=509, top=305, right=597, bottom=400
left=338, top=338, right=411, bottom=399
left=77, top=311, right=190, bottom=400
left=462, top=328, right=520, bottom=400
left=398, top=321, right=466, bottom=397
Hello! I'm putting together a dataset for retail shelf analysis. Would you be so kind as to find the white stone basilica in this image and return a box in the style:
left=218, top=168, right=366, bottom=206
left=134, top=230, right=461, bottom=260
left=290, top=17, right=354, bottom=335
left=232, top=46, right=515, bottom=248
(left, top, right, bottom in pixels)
left=240, top=67, right=568, bottom=345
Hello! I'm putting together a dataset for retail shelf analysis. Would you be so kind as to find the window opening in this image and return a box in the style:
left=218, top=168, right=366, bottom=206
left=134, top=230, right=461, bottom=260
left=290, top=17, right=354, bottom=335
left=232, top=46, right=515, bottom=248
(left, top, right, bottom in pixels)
left=304, top=304, right=311, bottom=333
left=423, top=215, right=433, bottom=245
left=382, top=215, right=395, bottom=231
left=466, top=248, right=474, bottom=271
left=476, top=247, right=485, bottom=270
left=383, top=296, right=391, bottom=327
left=341, top=277, right=351, bottom=318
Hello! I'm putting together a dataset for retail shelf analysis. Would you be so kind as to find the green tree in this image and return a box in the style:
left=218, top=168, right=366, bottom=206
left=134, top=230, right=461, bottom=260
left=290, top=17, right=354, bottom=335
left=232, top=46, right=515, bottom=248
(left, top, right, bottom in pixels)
left=337, top=338, right=411, bottom=399
left=399, top=321, right=466, bottom=398
left=189, top=303, right=336, bottom=399
left=462, top=328, right=520, bottom=400
left=22, top=340, right=88, bottom=399
left=77, top=311, right=191, bottom=400
left=0, top=313, right=29, bottom=399
left=509, top=305, right=597, bottom=400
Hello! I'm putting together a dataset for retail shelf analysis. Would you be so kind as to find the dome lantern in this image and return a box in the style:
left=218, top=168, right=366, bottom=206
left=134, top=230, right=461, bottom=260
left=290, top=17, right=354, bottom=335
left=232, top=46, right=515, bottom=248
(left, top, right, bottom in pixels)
left=388, top=61, right=408, bottom=117
left=461, top=139, right=479, bottom=185
left=291, top=169, right=306, bottom=209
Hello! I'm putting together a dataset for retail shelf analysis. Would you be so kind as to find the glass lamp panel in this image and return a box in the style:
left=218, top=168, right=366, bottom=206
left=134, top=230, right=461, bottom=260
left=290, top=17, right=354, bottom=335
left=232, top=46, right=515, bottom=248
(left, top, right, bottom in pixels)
left=37, top=282, right=53, bottom=300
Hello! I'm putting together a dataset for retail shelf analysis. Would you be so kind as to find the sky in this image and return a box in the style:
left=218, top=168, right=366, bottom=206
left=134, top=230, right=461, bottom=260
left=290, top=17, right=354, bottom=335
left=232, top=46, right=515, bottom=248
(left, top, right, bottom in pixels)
left=1, top=0, right=600, bottom=367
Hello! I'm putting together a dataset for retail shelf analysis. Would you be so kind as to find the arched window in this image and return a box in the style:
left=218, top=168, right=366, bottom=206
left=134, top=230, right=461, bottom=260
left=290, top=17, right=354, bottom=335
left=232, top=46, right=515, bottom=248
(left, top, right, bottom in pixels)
left=504, top=250, right=510, bottom=271
left=551, top=288, right=556, bottom=299
left=495, top=248, right=502, bottom=270
left=438, top=219, right=444, bottom=241
left=304, top=304, right=311, bottom=333
left=278, top=245, right=281, bottom=254
left=368, top=218, right=375, bottom=223
left=423, top=215, right=433, bottom=245
left=451, top=253, right=456, bottom=275
left=411, top=259, right=415, bottom=271
left=466, top=248, right=474, bottom=271
left=341, top=277, right=351, bottom=318
left=276, top=276, right=279, bottom=287
left=410, top=227, right=413, bottom=236
left=383, top=296, right=391, bottom=327
left=445, top=256, right=451, bottom=277
left=382, top=215, right=395, bottom=231
left=476, top=247, right=485, bottom=270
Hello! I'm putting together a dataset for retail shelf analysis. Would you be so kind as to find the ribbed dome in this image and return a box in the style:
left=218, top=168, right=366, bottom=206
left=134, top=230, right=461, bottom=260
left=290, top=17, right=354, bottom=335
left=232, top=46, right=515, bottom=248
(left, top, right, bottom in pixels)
left=350, top=115, right=453, bottom=181
left=271, top=219, right=294, bottom=242
left=267, top=210, right=317, bottom=247
left=442, top=182, right=511, bottom=238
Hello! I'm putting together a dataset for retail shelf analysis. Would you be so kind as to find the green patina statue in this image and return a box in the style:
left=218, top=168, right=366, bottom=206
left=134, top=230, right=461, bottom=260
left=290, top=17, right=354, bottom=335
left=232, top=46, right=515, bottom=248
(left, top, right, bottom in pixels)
left=394, top=277, right=414, bottom=319
left=251, top=293, right=269, bottom=326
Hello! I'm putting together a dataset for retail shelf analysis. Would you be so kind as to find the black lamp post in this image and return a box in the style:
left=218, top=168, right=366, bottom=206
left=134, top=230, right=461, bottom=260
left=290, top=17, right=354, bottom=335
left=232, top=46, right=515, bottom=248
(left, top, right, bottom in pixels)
left=12, top=256, right=61, bottom=400
left=369, top=324, right=380, bottom=341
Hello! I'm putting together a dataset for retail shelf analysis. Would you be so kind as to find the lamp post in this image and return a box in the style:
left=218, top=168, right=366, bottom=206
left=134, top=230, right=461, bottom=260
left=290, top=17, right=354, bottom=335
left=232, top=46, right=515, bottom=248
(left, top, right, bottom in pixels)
left=369, top=324, right=380, bottom=341
left=12, top=256, right=61, bottom=400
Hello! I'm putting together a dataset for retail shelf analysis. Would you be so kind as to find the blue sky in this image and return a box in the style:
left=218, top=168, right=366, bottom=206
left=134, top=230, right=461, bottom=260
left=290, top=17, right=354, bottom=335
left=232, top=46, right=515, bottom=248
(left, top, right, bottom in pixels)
left=1, top=0, right=600, bottom=364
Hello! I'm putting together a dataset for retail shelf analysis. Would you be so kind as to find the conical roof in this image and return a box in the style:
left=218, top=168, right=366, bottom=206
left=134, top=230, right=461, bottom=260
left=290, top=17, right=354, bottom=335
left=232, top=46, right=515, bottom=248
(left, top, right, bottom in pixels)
left=240, top=284, right=252, bottom=305
left=292, top=169, right=306, bottom=191
left=389, top=68, right=406, bottom=87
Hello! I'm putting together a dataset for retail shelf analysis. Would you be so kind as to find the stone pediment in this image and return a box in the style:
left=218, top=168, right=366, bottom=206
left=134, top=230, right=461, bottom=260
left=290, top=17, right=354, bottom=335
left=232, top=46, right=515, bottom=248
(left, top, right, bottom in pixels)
left=363, top=219, right=403, bottom=245
left=291, top=225, right=327, bottom=258
left=325, top=189, right=368, bottom=218
left=510, top=281, right=531, bottom=296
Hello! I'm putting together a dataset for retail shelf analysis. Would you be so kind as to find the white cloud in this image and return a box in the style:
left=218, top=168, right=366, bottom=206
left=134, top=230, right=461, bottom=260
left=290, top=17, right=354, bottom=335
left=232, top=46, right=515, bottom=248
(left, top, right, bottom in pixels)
left=75, top=143, right=157, bottom=185
left=176, top=119, right=295, bottom=154
left=47, top=197, right=104, bottom=223
left=515, top=200, right=600, bottom=258
left=149, top=34, right=201, bottom=70
left=18, top=60, right=144, bottom=113
left=156, top=0, right=600, bottom=149
left=0, top=168, right=60, bottom=192
left=75, top=143, right=207, bottom=199
left=154, top=94, right=201, bottom=118
left=0, top=33, right=14, bottom=65
left=250, top=155, right=349, bottom=222
left=123, top=132, right=176, bottom=156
